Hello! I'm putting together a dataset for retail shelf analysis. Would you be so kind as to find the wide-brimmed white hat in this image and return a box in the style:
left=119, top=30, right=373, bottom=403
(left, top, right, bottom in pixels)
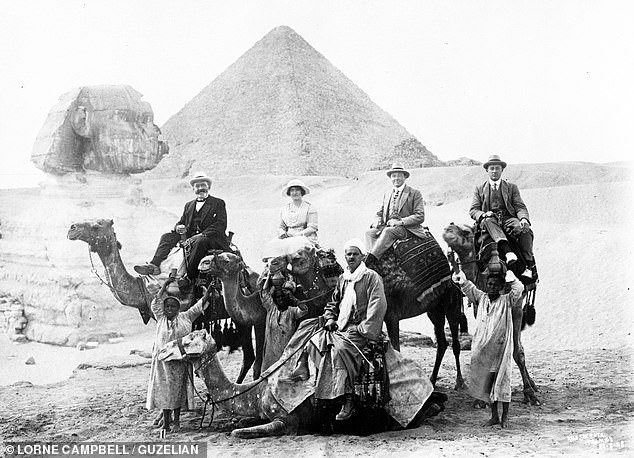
left=281, top=179, right=311, bottom=197
left=189, top=172, right=212, bottom=187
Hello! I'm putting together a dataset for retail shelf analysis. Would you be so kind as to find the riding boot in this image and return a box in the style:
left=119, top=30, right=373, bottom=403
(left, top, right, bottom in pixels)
left=280, top=351, right=310, bottom=382
left=335, top=393, right=355, bottom=421
left=364, top=253, right=379, bottom=270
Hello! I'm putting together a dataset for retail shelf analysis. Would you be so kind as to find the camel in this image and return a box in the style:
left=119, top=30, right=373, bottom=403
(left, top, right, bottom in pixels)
left=66, top=218, right=261, bottom=383
left=197, top=253, right=266, bottom=379
left=158, top=329, right=448, bottom=438
left=442, top=223, right=540, bottom=405
left=372, top=240, right=465, bottom=390
left=200, top=243, right=338, bottom=372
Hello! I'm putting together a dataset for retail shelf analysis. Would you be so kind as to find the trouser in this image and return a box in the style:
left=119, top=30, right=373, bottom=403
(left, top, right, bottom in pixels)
left=365, top=226, right=409, bottom=258
left=308, top=325, right=367, bottom=399
left=151, top=232, right=226, bottom=279
left=479, top=217, right=535, bottom=265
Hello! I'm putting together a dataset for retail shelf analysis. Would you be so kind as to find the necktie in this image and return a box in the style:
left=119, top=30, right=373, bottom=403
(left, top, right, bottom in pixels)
left=493, top=183, right=497, bottom=191
left=390, top=190, right=400, bottom=217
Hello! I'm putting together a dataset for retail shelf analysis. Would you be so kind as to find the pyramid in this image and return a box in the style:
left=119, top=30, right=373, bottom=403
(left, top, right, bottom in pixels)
left=155, top=26, right=430, bottom=178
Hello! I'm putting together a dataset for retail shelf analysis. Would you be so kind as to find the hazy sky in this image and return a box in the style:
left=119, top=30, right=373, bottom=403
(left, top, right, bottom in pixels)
left=1, top=0, right=632, bottom=184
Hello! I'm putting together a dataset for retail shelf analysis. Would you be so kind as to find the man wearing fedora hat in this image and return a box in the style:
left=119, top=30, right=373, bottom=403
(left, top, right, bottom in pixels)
left=364, top=163, right=426, bottom=268
left=134, top=172, right=230, bottom=284
left=470, top=155, right=536, bottom=280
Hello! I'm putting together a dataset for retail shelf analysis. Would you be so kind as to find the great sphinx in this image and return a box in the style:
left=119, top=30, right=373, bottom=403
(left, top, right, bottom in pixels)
left=31, top=85, right=168, bottom=174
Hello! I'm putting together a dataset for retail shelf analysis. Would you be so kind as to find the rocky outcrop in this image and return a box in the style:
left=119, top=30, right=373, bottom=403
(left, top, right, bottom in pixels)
left=374, top=137, right=443, bottom=170
left=31, top=85, right=168, bottom=175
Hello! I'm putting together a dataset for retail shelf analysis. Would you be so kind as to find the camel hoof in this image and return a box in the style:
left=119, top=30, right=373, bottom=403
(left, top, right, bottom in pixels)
left=522, top=390, right=541, bottom=406
left=152, top=412, right=164, bottom=428
left=454, top=379, right=467, bottom=391
left=472, top=400, right=488, bottom=409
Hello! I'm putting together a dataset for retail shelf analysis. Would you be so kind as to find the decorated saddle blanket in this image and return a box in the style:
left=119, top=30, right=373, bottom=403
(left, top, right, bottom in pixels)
left=392, top=231, right=451, bottom=303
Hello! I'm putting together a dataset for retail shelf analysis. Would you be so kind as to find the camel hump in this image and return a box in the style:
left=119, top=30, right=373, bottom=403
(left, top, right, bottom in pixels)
left=391, top=233, right=451, bottom=303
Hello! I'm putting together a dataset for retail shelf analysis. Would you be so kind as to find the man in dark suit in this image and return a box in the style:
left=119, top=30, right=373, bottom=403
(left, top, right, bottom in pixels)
left=134, top=172, right=229, bottom=284
left=364, top=163, right=426, bottom=267
left=469, top=155, right=536, bottom=279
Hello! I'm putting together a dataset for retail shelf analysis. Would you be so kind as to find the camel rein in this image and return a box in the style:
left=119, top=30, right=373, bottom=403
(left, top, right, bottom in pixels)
left=452, top=241, right=497, bottom=268
left=87, top=247, right=152, bottom=312
left=189, top=325, right=323, bottom=429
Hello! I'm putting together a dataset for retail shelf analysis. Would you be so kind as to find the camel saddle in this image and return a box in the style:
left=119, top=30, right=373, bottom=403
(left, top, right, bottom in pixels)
left=390, top=231, right=452, bottom=303
left=354, top=335, right=390, bottom=410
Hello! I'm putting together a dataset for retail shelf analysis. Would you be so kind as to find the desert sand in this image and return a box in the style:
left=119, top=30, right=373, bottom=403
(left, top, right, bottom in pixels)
left=0, top=162, right=632, bottom=456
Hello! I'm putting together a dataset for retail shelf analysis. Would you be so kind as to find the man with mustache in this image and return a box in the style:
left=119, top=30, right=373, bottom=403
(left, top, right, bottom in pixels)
left=134, top=172, right=230, bottom=287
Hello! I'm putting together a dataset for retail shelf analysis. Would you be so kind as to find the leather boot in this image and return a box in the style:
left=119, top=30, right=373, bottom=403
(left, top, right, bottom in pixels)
left=134, top=263, right=160, bottom=276
left=280, top=353, right=310, bottom=382
left=335, top=394, right=355, bottom=421
left=364, top=253, right=379, bottom=270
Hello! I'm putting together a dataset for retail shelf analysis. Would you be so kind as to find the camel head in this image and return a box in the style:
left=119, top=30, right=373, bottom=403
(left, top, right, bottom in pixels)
left=442, top=223, right=474, bottom=252
left=315, top=248, right=344, bottom=288
left=198, top=252, right=243, bottom=278
left=67, top=218, right=122, bottom=254
left=288, top=243, right=316, bottom=275
left=158, top=329, right=215, bottom=362
left=262, top=237, right=316, bottom=277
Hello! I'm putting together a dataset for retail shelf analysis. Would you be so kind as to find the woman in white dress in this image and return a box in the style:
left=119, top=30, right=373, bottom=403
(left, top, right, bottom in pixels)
left=278, top=179, right=318, bottom=245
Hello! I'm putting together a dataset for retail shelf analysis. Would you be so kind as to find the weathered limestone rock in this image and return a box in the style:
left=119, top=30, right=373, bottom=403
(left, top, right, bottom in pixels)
left=31, top=85, right=168, bottom=175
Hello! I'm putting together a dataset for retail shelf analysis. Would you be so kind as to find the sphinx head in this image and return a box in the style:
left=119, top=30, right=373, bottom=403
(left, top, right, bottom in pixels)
left=32, top=85, right=168, bottom=175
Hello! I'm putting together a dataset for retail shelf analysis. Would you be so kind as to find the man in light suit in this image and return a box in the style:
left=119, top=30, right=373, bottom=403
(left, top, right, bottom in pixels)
left=469, top=155, right=535, bottom=279
left=364, top=163, right=426, bottom=268
left=134, top=172, right=230, bottom=285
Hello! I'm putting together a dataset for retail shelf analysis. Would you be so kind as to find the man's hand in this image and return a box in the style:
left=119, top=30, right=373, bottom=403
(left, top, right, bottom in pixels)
left=323, top=319, right=338, bottom=332
left=452, top=271, right=467, bottom=286
left=519, top=218, right=530, bottom=233
left=200, top=286, right=211, bottom=309
left=175, top=224, right=187, bottom=235
left=386, top=218, right=403, bottom=227
left=187, top=234, right=206, bottom=245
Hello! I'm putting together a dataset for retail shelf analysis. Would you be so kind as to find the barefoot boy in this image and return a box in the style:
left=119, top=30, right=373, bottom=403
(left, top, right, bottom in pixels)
left=453, top=268, right=523, bottom=428
left=146, top=277, right=210, bottom=433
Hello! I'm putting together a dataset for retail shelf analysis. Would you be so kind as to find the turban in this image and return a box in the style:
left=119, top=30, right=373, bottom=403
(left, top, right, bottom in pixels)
left=343, top=238, right=366, bottom=255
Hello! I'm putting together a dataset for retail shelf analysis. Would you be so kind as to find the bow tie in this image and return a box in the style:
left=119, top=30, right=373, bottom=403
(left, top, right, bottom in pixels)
left=196, top=197, right=207, bottom=202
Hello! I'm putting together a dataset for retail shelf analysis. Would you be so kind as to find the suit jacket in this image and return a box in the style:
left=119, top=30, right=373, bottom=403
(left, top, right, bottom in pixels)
left=325, top=268, right=387, bottom=340
left=374, top=184, right=426, bottom=238
left=175, top=196, right=229, bottom=247
left=469, top=180, right=530, bottom=223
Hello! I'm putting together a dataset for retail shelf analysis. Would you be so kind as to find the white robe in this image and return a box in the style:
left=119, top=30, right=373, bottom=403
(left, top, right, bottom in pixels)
left=461, top=278, right=523, bottom=403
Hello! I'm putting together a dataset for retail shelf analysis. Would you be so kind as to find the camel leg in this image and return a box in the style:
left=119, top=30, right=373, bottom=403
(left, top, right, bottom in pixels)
left=428, top=306, right=448, bottom=387
left=511, top=304, right=540, bottom=405
left=252, top=321, right=265, bottom=380
left=235, top=324, right=255, bottom=384
left=384, top=314, right=400, bottom=352
left=446, top=288, right=465, bottom=390
left=230, top=418, right=288, bottom=439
